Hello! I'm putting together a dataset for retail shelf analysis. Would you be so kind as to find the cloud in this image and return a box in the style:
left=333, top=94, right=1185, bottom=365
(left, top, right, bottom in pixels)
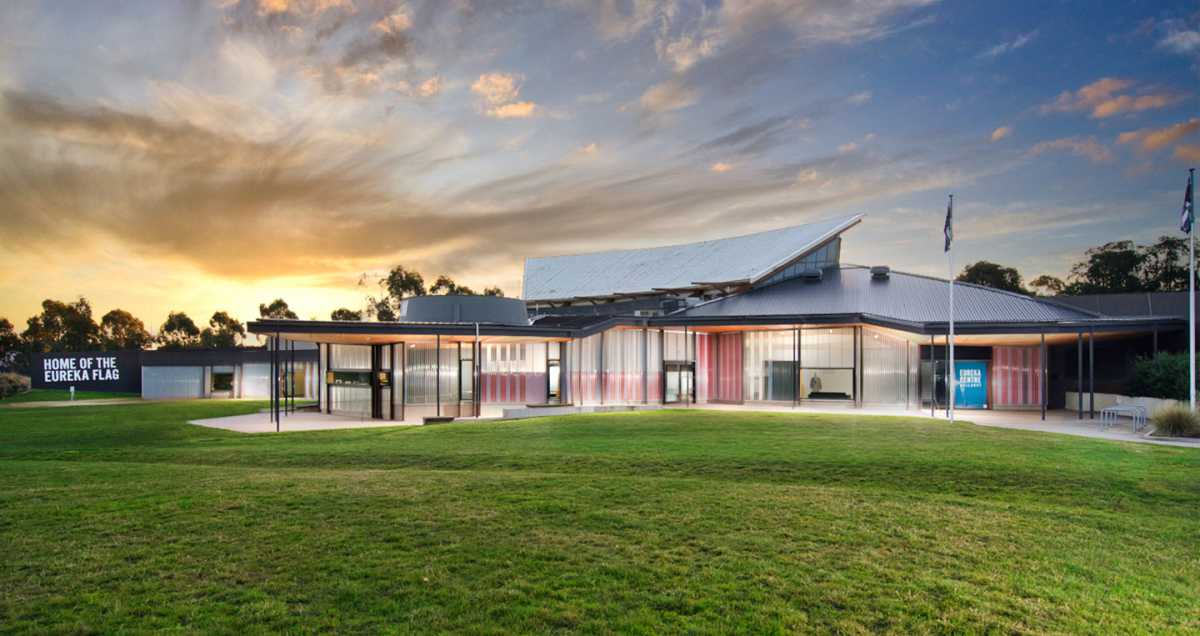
left=1028, top=136, right=1113, bottom=163
left=1160, top=27, right=1200, bottom=54
left=372, top=11, right=412, bottom=35
left=1117, top=118, right=1200, bottom=154
left=846, top=91, right=872, bottom=106
left=710, top=162, right=733, bottom=172
left=719, top=0, right=939, bottom=46
left=837, top=142, right=858, bottom=154
left=978, top=29, right=1037, bottom=59
left=396, top=76, right=442, bottom=98
left=472, top=72, right=539, bottom=119
left=990, top=126, right=1012, bottom=142
left=689, top=112, right=808, bottom=158
left=1040, top=77, right=1180, bottom=119
left=638, top=79, right=698, bottom=113
left=1174, top=144, right=1200, bottom=162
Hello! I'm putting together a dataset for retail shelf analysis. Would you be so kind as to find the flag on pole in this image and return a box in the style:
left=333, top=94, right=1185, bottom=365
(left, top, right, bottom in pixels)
left=1183, top=170, right=1195, bottom=234
left=943, top=195, right=954, bottom=252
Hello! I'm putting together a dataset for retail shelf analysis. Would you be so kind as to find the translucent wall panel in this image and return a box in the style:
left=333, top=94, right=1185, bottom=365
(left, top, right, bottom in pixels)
left=481, top=342, right=547, bottom=404
left=743, top=330, right=796, bottom=402
left=862, top=327, right=909, bottom=405
left=709, top=332, right=743, bottom=402
left=992, top=346, right=1043, bottom=407
left=404, top=343, right=438, bottom=404
left=141, top=366, right=204, bottom=399
left=646, top=331, right=662, bottom=403
left=241, top=363, right=271, bottom=399
left=439, top=343, right=458, bottom=404
left=800, top=328, right=854, bottom=368
left=566, top=334, right=602, bottom=404
left=330, top=344, right=371, bottom=369
left=602, top=329, right=644, bottom=403
left=662, top=330, right=690, bottom=361
left=331, top=385, right=370, bottom=417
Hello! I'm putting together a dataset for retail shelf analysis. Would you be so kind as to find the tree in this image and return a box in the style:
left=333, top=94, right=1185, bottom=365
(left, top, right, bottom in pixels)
left=330, top=308, right=363, bottom=321
left=429, top=275, right=475, bottom=295
left=382, top=266, right=426, bottom=300
left=1065, top=240, right=1144, bottom=294
left=157, top=312, right=202, bottom=349
left=957, top=261, right=1027, bottom=295
left=366, top=297, right=397, bottom=321
left=482, top=286, right=505, bottom=297
left=1028, top=275, right=1066, bottom=296
left=259, top=298, right=298, bottom=320
left=200, top=311, right=245, bottom=348
left=21, top=298, right=101, bottom=353
left=0, top=318, right=20, bottom=372
left=1139, top=236, right=1189, bottom=292
left=99, top=309, right=152, bottom=350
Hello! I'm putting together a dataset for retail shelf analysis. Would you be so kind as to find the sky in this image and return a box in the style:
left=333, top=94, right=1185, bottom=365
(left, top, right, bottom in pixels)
left=1, top=0, right=1199, bottom=330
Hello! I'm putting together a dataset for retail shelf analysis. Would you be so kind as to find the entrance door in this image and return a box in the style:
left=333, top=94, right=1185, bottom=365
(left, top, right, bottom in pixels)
left=664, top=362, right=694, bottom=403
left=547, top=360, right=561, bottom=403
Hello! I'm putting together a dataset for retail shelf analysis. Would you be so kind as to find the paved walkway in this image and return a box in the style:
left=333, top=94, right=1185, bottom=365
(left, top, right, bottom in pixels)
left=0, top=398, right=145, bottom=409
left=189, top=403, right=1200, bottom=447
left=190, top=411, right=425, bottom=433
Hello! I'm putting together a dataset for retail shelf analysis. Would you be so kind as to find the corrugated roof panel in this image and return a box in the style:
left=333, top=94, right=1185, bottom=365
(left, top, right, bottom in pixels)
left=522, top=214, right=861, bottom=301
left=682, top=267, right=1097, bottom=323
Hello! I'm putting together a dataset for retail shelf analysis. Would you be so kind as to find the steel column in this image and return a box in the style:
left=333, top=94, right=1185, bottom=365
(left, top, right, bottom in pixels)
left=1088, top=327, right=1095, bottom=419
left=929, top=335, right=935, bottom=417
left=435, top=333, right=441, bottom=418
left=1040, top=332, right=1046, bottom=421
left=1077, top=332, right=1082, bottom=419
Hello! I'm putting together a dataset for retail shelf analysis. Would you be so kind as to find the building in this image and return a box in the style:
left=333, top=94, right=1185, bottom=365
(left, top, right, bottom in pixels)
left=31, top=347, right=319, bottom=400
left=247, top=214, right=1183, bottom=422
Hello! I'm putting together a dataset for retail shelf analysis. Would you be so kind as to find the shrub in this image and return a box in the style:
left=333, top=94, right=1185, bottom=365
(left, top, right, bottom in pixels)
left=0, top=373, right=31, bottom=399
left=1128, top=353, right=1192, bottom=400
left=1150, top=405, right=1200, bottom=438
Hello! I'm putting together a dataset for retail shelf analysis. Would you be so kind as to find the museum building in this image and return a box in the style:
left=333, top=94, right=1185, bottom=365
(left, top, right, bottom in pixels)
left=247, top=214, right=1184, bottom=422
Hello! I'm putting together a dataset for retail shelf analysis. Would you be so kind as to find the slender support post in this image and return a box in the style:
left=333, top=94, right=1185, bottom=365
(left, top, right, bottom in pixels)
left=797, top=328, right=803, bottom=406
left=929, top=335, right=935, bottom=417
left=436, top=333, right=441, bottom=418
left=599, top=329, right=605, bottom=405
left=289, top=340, right=295, bottom=415
left=1040, top=332, right=1046, bottom=421
left=642, top=328, right=649, bottom=404
left=1089, top=328, right=1095, bottom=419
left=400, top=342, right=406, bottom=422
left=474, top=323, right=480, bottom=417
left=945, top=334, right=951, bottom=417
left=1077, top=332, right=1083, bottom=419
left=792, top=327, right=798, bottom=409
left=1192, top=192, right=1197, bottom=411
left=389, top=343, right=396, bottom=421
left=682, top=325, right=688, bottom=407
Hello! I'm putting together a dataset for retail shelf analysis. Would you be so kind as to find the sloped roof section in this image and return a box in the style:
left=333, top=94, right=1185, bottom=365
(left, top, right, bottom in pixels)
left=682, top=266, right=1099, bottom=324
left=522, top=214, right=862, bottom=302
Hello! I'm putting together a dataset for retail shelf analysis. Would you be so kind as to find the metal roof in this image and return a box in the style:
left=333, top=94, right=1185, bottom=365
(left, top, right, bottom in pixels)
left=521, top=214, right=862, bottom=302
left=1051, top=291, right=1194, bottom=319
left=680, top=266, right=1105, bottom=324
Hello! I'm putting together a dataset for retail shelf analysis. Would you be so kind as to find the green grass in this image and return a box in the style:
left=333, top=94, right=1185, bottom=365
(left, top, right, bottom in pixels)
left=1, top=402, right=1198, bottom=634
left=0, top=388, right=140, bottom=403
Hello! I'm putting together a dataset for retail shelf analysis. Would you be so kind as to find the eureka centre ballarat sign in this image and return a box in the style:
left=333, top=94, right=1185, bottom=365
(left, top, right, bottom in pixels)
left=31, top=351, right=142, bottom=393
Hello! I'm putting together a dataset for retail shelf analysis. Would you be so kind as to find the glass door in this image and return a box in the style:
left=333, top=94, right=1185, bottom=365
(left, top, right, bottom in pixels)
left=547, top=360, right=561, bottom=403
left=663, top=362, right=694, bottom=404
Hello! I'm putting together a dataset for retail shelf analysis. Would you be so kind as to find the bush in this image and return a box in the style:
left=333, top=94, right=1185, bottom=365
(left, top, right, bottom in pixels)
left=0, top=373, right=31, bottom=399
left=1150, top=405, right=1200, bottom=438
left=1128, top=353, right=1192, bottom=400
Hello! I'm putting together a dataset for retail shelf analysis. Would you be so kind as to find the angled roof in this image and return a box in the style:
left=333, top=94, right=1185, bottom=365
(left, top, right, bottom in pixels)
left=1051, top=291, right=1194, bottom=319
left=677, top=266, right=1112, bottom=327
left=522, top=214, right=862, bottom=302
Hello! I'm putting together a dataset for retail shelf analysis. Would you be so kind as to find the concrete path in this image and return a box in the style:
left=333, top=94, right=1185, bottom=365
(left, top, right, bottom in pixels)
left=190, top=411, right=424, bottom=433
left=0, top=398, right=145, bottom=409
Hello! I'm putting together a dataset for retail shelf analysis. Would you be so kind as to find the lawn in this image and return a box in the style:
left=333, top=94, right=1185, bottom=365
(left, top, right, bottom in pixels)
left=1, top=403, right=1198, bottom=633
left=0, top=388, right=140, bottom=403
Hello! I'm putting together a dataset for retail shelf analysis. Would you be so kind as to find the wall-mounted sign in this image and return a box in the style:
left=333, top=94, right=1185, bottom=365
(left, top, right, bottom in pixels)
left=953, top=360, right=988, bottom=409
left=32, top=351, right=141, bottom=393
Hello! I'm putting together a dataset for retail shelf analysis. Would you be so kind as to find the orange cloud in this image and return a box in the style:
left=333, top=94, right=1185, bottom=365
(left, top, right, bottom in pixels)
left=1117, top=118, right=1200, bottom=153
left=471, top=73, right=538, bottom=118
left=710, top=162, right=733, bottom=173
left=1174, top=144, right=1200, bottom=163
left=990, top=126, right=1012, bottom=142
left=1041, top=77, right=1179, bottom=119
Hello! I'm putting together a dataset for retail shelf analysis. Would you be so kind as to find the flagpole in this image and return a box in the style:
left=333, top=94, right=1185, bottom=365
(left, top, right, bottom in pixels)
left=1190, top=168, right=1196, bottom=411
left=948, top=194, right=955, bottom=424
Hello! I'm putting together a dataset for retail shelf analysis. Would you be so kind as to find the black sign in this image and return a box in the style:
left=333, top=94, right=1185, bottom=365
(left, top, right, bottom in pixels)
left=32, top=351, right=142, bottom=393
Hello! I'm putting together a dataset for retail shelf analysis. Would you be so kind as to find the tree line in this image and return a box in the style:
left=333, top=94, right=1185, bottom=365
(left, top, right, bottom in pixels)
left=957, top=236, right=1191, bottom=296
left=0, top=266, right=501, bottom=374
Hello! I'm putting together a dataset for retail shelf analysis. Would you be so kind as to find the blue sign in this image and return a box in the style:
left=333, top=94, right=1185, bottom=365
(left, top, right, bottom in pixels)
left=953, top=361, right=988, bottom=409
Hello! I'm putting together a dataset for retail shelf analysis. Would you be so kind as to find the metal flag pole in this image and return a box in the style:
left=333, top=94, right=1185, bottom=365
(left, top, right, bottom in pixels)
left=1189, top=168, right=1196, bottom=411
left=947, top=194, right=955, bottom=424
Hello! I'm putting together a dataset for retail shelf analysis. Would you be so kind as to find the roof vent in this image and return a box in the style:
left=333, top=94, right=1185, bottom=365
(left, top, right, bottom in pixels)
left=870, top=265, right=890, bottom=280
left=800, top=270, right=824, bottom=283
